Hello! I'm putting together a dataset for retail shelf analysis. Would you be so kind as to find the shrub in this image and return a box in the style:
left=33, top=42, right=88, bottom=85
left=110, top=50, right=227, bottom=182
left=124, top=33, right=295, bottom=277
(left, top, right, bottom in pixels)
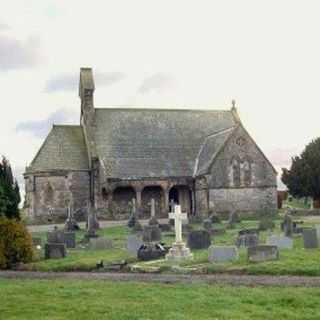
left=0, top=217, right=33, bottom=269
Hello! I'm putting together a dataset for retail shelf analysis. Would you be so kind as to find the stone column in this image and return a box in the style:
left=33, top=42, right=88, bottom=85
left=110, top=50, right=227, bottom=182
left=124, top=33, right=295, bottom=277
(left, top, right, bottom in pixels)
left=164, top=189, right=169, bottom=215
left=136, top=188, right=142, bottom=216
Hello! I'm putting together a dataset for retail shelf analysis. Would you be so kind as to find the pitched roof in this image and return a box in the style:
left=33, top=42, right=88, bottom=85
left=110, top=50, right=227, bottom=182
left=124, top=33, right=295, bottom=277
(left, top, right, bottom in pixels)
left=195, top=127, right=236, bottom=176
left=27, top=125, right=89, bottom=172
left=94, top=108, right=236, bottom=179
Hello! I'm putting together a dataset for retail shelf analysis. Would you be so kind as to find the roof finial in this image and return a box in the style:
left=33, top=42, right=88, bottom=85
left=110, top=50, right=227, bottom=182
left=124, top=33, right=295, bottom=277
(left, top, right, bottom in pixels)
left=231, top=99, right=236, bottom=109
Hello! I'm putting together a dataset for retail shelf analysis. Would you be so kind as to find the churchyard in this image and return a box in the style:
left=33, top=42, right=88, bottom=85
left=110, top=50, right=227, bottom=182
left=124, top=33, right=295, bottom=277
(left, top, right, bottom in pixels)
left=19, top=210, right=320, bottom=276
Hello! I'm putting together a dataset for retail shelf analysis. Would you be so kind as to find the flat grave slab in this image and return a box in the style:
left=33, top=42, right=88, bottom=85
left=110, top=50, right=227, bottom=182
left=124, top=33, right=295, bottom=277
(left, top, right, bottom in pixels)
left=266, top=235, right=293, bottom=249
left=208, top=245, right=239, bottom=263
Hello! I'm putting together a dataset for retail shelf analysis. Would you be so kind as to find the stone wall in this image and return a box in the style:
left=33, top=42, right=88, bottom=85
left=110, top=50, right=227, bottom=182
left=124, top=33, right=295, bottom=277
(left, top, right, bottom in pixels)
left=199, top=125, right=277, bottom=215
left=209, top=187, right=277, bottom=214
left=24, top=170, right=90, bottom=221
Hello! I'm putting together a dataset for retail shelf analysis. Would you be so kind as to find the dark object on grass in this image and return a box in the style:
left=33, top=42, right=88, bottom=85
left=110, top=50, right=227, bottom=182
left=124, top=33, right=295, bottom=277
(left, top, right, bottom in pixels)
left=96, top=260, right=104, bottom=269
left=137, top=243, right=167, bottom=261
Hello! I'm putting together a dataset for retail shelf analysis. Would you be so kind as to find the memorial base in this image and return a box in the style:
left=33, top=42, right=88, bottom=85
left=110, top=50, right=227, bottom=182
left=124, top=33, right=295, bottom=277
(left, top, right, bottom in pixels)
left=165, top=241, right=193, bottom=262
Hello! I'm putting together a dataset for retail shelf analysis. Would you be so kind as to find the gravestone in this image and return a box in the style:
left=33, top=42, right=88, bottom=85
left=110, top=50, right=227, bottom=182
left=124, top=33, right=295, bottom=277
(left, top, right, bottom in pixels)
left=303, top=228, right=318, bottom=249
left=128, top=198, right=137, bottom=228
left=266, top=235, right=293, bottom=250
left=45, top=243, right=66, bottom=259
left=142, top=225, right=162, bottom=242
left=208, top=246, right=239, bottom=263
left=247, top=245, right=279, bottom=262
left=209, top=214, right=221, bottom=224
left=236, top=233, right=258, bottom=248
left=282, top=214, right=293, bottom=237
left=89, top=238, right=113, bottom=250
left=187, top=230, right=211, bottom=249
left=165, top=205, right=193, bottom=261
left=127, top=235, right=143, bottom=256
left=316, top=225, right=320, bottom=244
left=203, top=219, right=212, bottom=231
left=64, top=232, right=76, bottom=249
left=47, top=230, right=65, bottom=244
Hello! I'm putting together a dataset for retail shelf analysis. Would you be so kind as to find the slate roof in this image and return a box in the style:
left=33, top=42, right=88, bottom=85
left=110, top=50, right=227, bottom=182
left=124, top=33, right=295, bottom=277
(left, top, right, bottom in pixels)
left=195, top=127, right=236, bottom=176
left=27, top=125, right=89, bottom=172
left=94, top=108, right=236, bottom=179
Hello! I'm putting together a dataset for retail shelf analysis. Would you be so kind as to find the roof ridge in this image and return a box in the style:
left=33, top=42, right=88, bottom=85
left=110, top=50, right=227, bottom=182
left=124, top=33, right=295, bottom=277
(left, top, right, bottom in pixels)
left=95, top=107, right=232, bottom=112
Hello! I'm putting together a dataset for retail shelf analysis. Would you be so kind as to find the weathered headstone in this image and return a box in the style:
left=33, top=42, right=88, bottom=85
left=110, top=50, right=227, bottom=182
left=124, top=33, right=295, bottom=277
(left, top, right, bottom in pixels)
left=127, top=235, right=143, bottom=256
left=165, top=205, right=193, bottom=261
left=247, top=245, right=279, bottom=262
left=64, top=232, right=76, bottom=249
left=303, top=228, right=319, bottom=249
left=187, top=230, right=211, bottom=249
left=282, top=213, right=293, bottom=237
left=47, top=230, right=65, bottom=244
left=142, top=225, right=162, bottom=242
left=45, top=243, right=66, bottom=259
left=203, top=219, right=212, bottom=231
left=208, top=246, right=239, bottom=263
left=266, top=235, right=293, bottom=250
left=236, top=233, right=259, bottom=248
left=89, top=238, right=113, bottom=250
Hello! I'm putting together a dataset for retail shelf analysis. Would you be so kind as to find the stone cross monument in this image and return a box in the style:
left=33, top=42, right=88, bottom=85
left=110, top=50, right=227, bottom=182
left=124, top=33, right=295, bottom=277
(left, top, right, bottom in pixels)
left=165, top=205, right=193, bottom=261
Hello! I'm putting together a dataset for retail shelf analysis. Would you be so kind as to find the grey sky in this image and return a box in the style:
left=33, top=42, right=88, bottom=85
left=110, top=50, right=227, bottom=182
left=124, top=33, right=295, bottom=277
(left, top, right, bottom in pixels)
left=1, top=0, right=320, bottom=193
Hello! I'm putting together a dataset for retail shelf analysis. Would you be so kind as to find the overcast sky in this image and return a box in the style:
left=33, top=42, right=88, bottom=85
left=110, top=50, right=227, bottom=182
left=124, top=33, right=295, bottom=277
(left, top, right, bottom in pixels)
left=1, top=0, right=320, bottom=193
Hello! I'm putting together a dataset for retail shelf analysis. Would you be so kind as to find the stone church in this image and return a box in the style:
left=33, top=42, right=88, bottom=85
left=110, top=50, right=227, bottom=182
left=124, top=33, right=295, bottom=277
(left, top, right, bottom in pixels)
left=24, top=68, right=277, bottom=220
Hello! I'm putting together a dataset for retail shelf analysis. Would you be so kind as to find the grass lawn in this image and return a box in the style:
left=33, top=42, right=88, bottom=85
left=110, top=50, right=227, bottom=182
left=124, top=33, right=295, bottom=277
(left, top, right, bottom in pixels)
left=1, top=279, right=320, bottom=320
left=26, top=219, right=320, bottom=276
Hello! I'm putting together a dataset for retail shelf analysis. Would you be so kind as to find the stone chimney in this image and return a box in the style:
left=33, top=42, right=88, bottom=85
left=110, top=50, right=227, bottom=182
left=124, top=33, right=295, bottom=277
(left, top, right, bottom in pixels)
left=79, top=67, right=95, bottom=127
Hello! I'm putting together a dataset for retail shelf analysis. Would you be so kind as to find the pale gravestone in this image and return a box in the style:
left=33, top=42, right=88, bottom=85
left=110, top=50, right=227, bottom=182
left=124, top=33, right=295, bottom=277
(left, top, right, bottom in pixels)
left=165, top=205, right=193, bottom=261
left=127, top=235, right=143, bottom=256
left=303, top=228, right=318, bottom=249
left=248, top=245, right=279, bottom=262
left=89, top=238, right=113, bottom=250
left=266, top=235, right=293, bottom=250
left=208, top=246, right=239, bottom=263
left=45, top=243, right=66, bottom=259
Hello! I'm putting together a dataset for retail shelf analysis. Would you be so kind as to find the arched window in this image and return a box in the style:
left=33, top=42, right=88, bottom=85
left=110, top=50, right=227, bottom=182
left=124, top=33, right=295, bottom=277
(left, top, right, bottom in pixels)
left=231, top=158, right=241, bottom=187
left=242, top=159, right=252, bottom=186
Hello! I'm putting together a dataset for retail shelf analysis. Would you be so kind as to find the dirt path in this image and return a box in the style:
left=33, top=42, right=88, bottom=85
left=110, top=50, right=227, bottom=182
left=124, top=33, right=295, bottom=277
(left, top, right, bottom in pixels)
left=2, top=271, right=320, bottom=287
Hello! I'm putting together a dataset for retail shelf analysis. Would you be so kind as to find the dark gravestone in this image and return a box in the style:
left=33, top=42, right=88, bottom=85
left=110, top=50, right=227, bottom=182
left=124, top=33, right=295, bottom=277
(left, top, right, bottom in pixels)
left=127, top=235, right=143, bottom=257
left=247, top=245, right=279, bottom=262
left=137, top=243, right=167, bottom=261
left=236, top=233, right=259, bottom=248
left=45, top=243, right=66, bottom=259
left=47, top=230, right=65, bottom=244
left=187, top=230, right=211, bottom=249
left=209, top=214, right=221, bottom=224
left=142, top=225, right=162, bottom=242
left=148, top=216, right=159, bottom=226
left=64, top=232, right=76, bottom=249
left=303, top=228, right=319, bottom=249
left=203, top=219, right=212, bottom=231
